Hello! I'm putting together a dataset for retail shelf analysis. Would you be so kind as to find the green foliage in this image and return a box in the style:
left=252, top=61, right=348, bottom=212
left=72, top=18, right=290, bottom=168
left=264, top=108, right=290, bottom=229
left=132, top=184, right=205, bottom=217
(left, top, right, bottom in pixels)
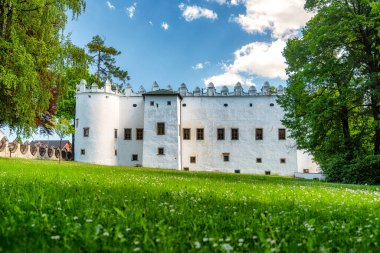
left=0, top=158, right=379, bottom=252
left=278, top=0, right=380, bottom=183
left=87, top=35, right=129, bottom=85
left=54, top=117, right=74, bottom=140
left=0, top=0, right=85, bottom=136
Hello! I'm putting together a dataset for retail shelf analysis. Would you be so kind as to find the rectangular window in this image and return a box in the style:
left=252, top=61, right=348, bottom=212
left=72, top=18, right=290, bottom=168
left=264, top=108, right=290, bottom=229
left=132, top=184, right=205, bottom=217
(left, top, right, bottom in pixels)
left=115, top=149, right=118, bottom=156
left=136, top=128, right=144, bottom=140
left=150, top=101, right=154, bottom=106
left=167, top=101, right=171, bottom=105
left=256, top=158, right=262, bottom=163
left=114, top=129, right=118, bottom=139
left=132, top=154, right=138, bottom=161
left=223, top=153, right=230, bottom=162
left=256, top=128, right=263, bottom=140
left=196, top=128, right=204, bottom=140
left=183, top=128, right=191, bottom=140
left=157, top=122, right=165, bottom=135
left=183, top=167, right=189, bottom=171
left=217, top=128, right=225, bottom=140
left=158, top=147, right=164, bottom=155
left=124, top=128, right=132, bottom=140
left=83, top=127, right=89, bottom=137
left=279, top=128, right=286, bottom=140
left=280, top=158, right=286, bottom=164
left=190, top=156, right=196, bottom=163
left=265, top=171, right=271, bottom=175
left=80, top=149, right=85, bottom=155
left=231, top=128, right=239, bottom=140
left=75, top=119, right=79, bottom=128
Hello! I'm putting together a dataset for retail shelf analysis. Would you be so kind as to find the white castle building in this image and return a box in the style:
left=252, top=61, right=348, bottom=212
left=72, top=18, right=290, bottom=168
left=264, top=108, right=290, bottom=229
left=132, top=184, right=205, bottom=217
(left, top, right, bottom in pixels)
left=75, top=80, right=319, bottom=176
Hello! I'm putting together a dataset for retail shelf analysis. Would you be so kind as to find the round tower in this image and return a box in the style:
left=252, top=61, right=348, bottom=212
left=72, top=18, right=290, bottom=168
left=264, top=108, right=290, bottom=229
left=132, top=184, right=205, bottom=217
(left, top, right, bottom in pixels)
left=75, top=80, right=120, bottom=165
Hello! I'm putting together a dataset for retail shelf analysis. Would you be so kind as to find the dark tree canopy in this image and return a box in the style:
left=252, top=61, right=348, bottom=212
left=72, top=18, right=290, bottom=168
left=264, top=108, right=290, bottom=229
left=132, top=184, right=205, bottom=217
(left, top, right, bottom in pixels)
left=0, top=0, right=86, bottom=136
left=278, top=0, right=380, bottom=184
left=87, top=35, right=129, bottom=86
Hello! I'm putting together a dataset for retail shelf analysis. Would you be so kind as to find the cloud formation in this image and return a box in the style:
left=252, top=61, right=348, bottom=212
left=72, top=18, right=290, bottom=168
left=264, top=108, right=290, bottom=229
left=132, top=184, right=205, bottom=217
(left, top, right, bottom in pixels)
left=192, top=62, right=210, bottom=70
left=207, top=0, right=245, bottom=6
left=205, top=39, right=287, bottom=86
left=161, top=22, right=169, bottom=30
left=205, top=0, right=313, bottom=86
left=234, top=0, right=313, bottom=39
left=126, top=3, right=137, bottom=19
left=179, top=3, right=218, bottom=22
left=106, top=1, right=115, bottom=10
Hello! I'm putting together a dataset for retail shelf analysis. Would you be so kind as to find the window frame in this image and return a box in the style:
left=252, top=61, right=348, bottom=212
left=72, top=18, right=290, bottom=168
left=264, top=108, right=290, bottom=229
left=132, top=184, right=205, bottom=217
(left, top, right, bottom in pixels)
left=83, top=127, right=89, bottom=137
left=157, top=122, right=165, bottom=135
left=196, top=128, right=204, bottom=140
left=231, top=128, right=239, bottom=140
left=190, top=156, right=196, bottom=163
left=183, top=128, right=191, bottom=140
left=278, top=128, right=286, bottom=140
left=132, top=154, right=138, bottom=161
left=136, top=128, right=144, bottom=140
left=223, top=153, right=230, bottom=162
left=255, top=128, right=263, bottom=140
left=217, top=128, right=225, bottom=140
left=124, top=128, right=132, bottom=140
left=158, top=147, right=165, bottom=155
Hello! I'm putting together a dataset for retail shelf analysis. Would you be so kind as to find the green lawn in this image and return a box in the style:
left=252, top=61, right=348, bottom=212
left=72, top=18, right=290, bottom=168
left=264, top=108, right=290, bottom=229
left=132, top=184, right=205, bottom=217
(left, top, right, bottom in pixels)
left=0, top=158, right=379, bottom=252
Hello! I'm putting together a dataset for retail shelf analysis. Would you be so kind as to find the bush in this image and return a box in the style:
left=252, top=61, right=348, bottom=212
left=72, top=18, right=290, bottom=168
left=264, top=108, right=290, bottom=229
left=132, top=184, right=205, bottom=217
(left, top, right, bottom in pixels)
left=322, top=154, right=380, bottom=185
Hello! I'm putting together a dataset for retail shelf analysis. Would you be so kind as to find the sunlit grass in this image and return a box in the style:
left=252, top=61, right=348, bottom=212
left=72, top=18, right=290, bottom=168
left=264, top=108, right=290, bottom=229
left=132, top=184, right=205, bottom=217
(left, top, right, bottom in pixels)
left=0, top=158, right=379, bottom=252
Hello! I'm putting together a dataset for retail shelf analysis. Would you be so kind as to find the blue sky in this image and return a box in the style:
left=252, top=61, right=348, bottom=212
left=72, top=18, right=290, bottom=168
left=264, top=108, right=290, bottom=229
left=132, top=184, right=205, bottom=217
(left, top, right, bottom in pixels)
left=65, top=0, right=314, bottom=92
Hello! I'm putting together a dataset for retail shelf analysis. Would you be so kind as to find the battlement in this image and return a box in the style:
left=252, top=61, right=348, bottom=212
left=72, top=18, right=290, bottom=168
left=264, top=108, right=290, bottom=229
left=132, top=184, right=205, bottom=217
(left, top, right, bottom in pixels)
left=76, top=80, right=284, bottom=97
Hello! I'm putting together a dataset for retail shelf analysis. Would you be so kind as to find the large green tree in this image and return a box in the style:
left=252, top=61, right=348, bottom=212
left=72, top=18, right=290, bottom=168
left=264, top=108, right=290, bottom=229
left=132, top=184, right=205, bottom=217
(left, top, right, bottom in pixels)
left=87, top=35, right=129, bottom=85
left=0, top=0, right=85, bottom=136
left=278, top=0, right=380, bottom=183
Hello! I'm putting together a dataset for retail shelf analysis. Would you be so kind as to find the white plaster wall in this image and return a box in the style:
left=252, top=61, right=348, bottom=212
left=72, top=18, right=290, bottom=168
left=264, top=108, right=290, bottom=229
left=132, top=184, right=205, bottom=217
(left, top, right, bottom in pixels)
left=75, top=92, right=119, bottom=165
left=297, top=150, right=320, bottom=173
left=180, top=96, right=298, bottom=176
left=142, top=96, right=181, bottom=169
left=117, top=96, right=145, bottom=166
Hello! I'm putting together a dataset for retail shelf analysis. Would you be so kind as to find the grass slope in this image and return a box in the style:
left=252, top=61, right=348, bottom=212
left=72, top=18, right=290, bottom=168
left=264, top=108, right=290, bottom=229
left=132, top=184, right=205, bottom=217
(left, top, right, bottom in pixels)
left=0, top=158, right=379, bottom=252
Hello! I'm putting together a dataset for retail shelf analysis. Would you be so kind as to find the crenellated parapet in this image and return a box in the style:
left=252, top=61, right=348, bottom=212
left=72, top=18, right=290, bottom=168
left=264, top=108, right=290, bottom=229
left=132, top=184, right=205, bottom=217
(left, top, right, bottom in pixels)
left=76, top=80, right=285, bottom=97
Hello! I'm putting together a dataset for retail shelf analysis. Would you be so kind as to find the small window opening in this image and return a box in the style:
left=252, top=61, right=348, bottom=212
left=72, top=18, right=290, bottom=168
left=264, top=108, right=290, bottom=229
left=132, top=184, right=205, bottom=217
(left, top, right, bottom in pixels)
left=167, top=101, right=171, bottom=105
left=249, top=103, right=253, bottom=107
left=132, top=154, right=138, bottom=161
left=234, top=170, right=240, bottom=174
left=81, top=149, right=85, bottom=155
left=280, top=158, right=286, bottom=164
left=270, top=103, right=274, bottom=107
left=83, top=127, right=89, bottom=137
left=224, top=103, right=228, bottom=107
left=190, top=156, right=196, bottom=163
left=114, top=129, right=118, bottom=139
left=133, top=104, right=137, bottom=107
left=265, top=171, right=271, bottom=175
left=256, top=158, right=262, bottom=163
left=183, top=167, right=189, bottom=171
left=157, top=122, right=165, bottom=135
left=115, top=149, right=118, bottom=156
left=197, top=128, right=204, bottom=140
left=223, top=153, right=230, bottom=162
left=158, top=147, right=165, bottom=155
left=217, top=128, right=225, bottom=140
left=182, top=104, right=187, bottom=107
left=183, top=128, right=191, bottom=140
left=150, top=101, right=154, bottom=106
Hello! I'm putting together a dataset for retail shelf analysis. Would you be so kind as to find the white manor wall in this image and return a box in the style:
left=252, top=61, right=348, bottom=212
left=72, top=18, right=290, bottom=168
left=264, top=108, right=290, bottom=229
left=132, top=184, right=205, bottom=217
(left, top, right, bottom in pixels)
left=117, top=97, right=144, bottom=166
left=75, top=92, right=119, bottom=165
left=142, top=96, right=181, bottom=169
left=180, top=96, right=298, bottom=176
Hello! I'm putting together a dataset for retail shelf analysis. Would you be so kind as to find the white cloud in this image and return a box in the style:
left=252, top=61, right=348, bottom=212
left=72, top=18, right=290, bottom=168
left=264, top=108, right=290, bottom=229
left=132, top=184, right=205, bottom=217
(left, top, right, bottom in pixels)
left=161, top=22, right=169, bottom=30
left=207, top=0, right=245, bottom=6
left=234, top=0, right=314, bottom=39
left=193, top=63, right=204, bottom=70
left=179, top=3, right=218, bottom=22
left=149, top=21, right=153, bottom=26
left=204, top=39, right=287, bottom=86
left=106, top=1, right=115, bottom=10
left=126, top=3, right=137, bottom=19
left=204, top=72, right=254, bottom=87
left=192, top=61, right=210, bottom=70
